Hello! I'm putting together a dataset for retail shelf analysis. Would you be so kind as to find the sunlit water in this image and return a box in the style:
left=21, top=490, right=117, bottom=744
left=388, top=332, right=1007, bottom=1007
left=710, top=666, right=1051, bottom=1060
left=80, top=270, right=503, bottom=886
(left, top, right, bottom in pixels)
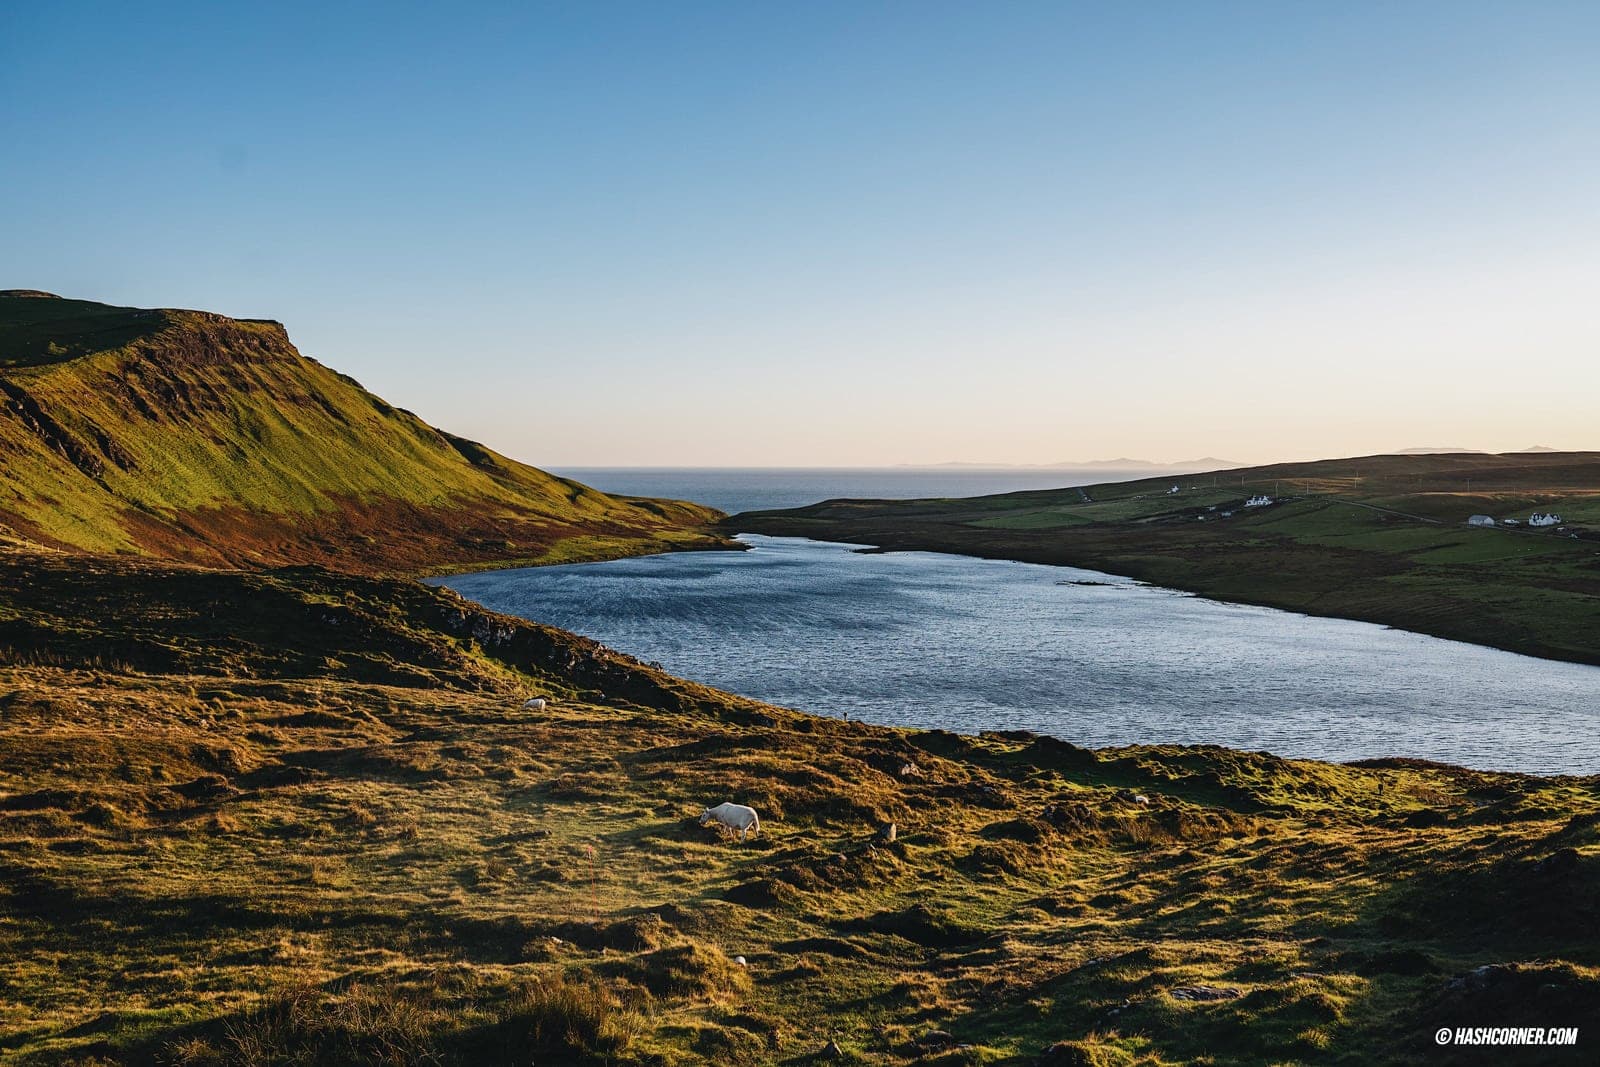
left=433, top=536, right=1600, bottom=774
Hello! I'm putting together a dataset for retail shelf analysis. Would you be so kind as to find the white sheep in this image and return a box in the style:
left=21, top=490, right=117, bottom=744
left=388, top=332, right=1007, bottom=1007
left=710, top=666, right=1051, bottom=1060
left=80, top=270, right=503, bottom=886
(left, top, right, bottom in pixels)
left=1133, top=794, right=1151, bottom=807
left=699, top=802, right=761, bottom=842
left=521, top=697, right=547, bottom=711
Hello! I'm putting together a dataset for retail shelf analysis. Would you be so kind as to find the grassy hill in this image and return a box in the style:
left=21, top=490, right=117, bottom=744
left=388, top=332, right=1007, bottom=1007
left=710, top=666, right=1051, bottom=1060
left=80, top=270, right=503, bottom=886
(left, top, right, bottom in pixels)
left=734, top=452, right=1600, bottom=665
left=0, top=292, right=729, bottom=572
left=2, top=550, right=1595, bottom=1065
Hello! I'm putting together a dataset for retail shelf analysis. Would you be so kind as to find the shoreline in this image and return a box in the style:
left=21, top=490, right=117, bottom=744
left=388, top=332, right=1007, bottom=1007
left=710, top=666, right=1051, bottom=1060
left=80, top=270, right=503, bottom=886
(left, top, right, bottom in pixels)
left=730, top=512, right=1600, bottom=670
left=824, top=533, right=1600, bottom=669
left=431, top=532, right=1600, bottom=777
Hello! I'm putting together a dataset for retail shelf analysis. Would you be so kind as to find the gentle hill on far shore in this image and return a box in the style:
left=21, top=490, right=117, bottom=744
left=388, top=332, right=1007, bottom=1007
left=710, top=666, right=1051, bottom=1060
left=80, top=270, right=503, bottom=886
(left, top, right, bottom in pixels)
left=734, top=451, right=1600, bottom=666
left=0, top=292, right=730, bottom=573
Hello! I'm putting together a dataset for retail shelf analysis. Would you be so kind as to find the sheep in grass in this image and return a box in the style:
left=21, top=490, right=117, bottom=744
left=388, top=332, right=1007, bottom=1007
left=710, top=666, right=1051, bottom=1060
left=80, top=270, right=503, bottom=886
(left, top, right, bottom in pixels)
left=699, top=802, right=761, bottom=842
left=520, top=697, right=548, bottom=711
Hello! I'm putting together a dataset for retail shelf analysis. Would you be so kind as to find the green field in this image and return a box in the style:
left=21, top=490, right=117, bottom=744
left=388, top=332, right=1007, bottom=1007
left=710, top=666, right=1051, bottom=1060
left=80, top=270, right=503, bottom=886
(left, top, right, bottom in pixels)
left=734, top=453, right=1600, bottom=666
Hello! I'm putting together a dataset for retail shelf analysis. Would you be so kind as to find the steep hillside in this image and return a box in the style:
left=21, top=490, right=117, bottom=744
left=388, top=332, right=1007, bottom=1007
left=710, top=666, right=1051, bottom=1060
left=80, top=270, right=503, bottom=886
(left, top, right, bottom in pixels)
left=0, top=292, right=729, bottom=572
left=735, top=452, right=1600, bottom=665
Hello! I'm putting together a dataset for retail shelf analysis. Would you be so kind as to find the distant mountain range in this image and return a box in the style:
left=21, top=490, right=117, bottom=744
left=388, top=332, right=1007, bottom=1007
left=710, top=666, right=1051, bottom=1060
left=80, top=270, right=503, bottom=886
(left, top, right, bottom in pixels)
left=913, top=457, right=1244, bottom=471
left=1393, top=446, right=1562, bottom=455
left=924, top=448, right=1576, bottom=470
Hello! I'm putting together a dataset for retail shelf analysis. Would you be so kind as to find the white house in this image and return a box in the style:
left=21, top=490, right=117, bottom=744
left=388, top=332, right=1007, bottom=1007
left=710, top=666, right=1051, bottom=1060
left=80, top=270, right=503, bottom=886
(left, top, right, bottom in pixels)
left=1244, top=495, right=1273, bottom=508
left=1530, top=512, right=1562, bottom=527
left=1468, top=514, right=1496, bottom=527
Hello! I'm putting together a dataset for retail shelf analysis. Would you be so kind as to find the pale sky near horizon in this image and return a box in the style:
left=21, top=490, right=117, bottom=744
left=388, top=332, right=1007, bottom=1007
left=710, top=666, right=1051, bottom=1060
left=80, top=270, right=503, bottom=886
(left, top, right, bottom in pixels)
left=3, top=3, right=1597, bottom=467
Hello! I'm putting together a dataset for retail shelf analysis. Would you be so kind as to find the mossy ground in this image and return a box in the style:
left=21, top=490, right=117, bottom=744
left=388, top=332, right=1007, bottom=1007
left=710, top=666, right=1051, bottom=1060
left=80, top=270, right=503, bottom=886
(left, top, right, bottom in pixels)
left=2, top=552, right=1595, bottom=1065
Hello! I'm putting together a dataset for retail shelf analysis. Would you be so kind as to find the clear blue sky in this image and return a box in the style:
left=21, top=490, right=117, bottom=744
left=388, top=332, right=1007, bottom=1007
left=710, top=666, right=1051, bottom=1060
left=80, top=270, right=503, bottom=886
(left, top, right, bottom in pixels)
left=4, top=2, right=1597, bottom=466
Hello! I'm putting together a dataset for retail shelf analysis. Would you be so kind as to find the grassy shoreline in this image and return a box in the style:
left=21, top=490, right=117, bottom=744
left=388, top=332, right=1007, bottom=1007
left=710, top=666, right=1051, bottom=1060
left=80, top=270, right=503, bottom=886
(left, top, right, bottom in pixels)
left=2, top=547, right=1598, bottom=1065
left=731, top=453, right=1600, bottom=668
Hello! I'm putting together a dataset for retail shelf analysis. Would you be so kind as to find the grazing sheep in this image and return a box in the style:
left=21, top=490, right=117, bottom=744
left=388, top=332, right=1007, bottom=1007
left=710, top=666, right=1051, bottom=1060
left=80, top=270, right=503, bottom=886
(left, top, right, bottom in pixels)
left=699, top=802, right=760, bottom=842
left=1133, top=794, right=1151, bottom=807
left=521, top=697, right=547, bottom=711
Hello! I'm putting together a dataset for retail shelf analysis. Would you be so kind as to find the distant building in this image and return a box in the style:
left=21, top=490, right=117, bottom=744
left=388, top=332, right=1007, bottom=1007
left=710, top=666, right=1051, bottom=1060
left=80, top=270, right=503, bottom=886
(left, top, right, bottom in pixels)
left=1244, top=495, right=1273, bottom=508
left=1468, top=514, right=1496, bottom=527
left=1167, top=485, right=1181, bottom=495
left=1530, top=512, right=1562, bottom=527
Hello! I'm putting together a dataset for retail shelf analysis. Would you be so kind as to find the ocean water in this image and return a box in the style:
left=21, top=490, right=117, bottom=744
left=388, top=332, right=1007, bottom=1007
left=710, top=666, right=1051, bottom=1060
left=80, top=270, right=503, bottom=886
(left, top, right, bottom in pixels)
left=548, top=466, right=1166, bottom=514
left=434, top=535, right=1600, bottom=774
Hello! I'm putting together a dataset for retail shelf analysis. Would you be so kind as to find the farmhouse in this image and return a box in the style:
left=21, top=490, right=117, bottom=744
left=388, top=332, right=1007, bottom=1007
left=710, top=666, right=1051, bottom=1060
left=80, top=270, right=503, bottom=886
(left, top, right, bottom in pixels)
left=1244, top=495, right=1273, bottom=508
left=1468, top=514, right=1495, bottom=527
left=1530, top=512, right=1562, bottom=527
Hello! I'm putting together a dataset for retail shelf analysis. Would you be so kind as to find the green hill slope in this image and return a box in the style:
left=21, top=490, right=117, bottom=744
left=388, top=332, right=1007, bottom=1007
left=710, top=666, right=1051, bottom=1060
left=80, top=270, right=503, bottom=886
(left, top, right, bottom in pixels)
left=735, top=452, right=1600, bottom=665
left=0, top=292, right=728, bottom=572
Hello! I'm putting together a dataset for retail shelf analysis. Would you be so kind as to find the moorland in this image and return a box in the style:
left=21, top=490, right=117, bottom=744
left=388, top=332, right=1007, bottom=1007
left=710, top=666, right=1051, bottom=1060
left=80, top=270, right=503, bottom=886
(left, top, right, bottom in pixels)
left=1, top=291, right=1596, bottom=1065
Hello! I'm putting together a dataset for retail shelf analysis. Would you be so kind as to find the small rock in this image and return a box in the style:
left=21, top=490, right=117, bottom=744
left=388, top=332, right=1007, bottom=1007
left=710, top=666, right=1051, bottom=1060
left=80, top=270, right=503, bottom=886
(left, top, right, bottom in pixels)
left=822, top=1037, right=844, bottom=1059
left=1168, top=985, right=1244, bottom=1001
left=1531, top=847, right=1580, bottom=877
left=877, top=821, right=897, bottom=844
left=734, top=955, right=747, bottom=967
left=1444, top=964, right=1500, bottom=994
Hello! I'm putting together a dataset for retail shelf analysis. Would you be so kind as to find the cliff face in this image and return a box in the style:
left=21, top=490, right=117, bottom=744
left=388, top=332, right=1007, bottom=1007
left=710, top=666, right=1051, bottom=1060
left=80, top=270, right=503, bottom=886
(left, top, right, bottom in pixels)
left=0, top=293, right=727, bottom=572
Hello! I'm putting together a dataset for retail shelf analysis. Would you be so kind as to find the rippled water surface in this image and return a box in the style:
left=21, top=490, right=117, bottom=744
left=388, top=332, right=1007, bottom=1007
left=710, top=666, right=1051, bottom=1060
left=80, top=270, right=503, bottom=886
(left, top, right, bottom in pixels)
left=435, top=536, right=1600, bottom=774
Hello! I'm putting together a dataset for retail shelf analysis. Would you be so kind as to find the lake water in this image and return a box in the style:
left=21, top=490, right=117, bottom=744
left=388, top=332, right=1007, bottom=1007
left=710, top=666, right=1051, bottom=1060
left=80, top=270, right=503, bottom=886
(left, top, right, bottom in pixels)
left=549, top=466, right=1169, bottom=514
left=435, top=535, right=1600, bottom=775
